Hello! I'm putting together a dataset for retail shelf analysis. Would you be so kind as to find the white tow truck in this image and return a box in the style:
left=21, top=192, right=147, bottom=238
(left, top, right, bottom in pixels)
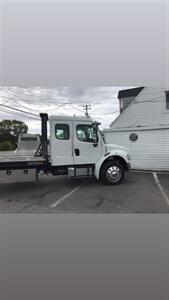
left=0, top=114, right=131, bottom=184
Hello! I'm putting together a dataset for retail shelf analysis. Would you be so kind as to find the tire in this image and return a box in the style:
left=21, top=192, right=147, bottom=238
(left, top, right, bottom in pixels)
left=100, top=161, right=125, bottom=185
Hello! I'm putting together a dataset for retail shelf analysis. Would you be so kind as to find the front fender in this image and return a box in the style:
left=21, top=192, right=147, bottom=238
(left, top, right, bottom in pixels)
left=95, top=152, right=129, bottom=179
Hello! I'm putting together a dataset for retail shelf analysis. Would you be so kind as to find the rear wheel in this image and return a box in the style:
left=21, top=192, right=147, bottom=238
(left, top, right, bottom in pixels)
left=100, top=161, right=125, bottom=185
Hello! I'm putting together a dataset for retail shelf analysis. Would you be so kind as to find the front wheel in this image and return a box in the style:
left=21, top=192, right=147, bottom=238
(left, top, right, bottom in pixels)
left=100, top=161, right=125, bottom=185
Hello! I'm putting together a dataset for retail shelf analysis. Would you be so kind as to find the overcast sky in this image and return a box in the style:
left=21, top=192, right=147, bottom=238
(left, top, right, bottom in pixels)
left=0, top=87, right=131, bottom=133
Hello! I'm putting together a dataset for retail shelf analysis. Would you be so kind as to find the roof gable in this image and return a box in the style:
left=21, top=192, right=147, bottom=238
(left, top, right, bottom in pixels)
left=118, top=87, right=144, bottom=99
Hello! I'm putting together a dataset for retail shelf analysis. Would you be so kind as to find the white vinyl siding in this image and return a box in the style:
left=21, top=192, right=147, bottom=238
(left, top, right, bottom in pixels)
left=106, top=87, right=169, bottom=171
left=104, top=128, right=169, bottom=171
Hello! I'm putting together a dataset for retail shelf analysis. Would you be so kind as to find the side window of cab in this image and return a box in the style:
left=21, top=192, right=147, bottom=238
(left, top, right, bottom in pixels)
left=55, top=124, right=70, bottom=140
left=76, top=125, right=95, bottom=143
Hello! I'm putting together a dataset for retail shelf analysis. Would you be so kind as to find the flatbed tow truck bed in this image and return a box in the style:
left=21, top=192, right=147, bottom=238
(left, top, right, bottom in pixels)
left=0, top=151, right=45, bottom=170
left=0, top=153, right=44, bottom=162
left=0, top=151, right=45, bottom=183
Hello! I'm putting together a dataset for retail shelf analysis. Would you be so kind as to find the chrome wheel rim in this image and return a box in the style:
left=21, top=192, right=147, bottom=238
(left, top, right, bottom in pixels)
left=106, top=166, right=122, bottom=183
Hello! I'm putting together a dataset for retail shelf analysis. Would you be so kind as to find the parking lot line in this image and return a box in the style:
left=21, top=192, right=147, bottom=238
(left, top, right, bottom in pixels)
left=50, top=185, right=81, bottom=208
left=153, top=172, right=169, bottom=207
left=131, top=170, right=169, bottom=175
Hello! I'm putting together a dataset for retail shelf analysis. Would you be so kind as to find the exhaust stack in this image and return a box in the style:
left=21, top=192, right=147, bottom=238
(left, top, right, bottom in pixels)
left=39, top=113, right=48, bottom=160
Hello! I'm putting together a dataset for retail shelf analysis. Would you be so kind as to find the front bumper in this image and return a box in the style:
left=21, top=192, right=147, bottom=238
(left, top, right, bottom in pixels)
left=127, top=163, right=131, bottom=171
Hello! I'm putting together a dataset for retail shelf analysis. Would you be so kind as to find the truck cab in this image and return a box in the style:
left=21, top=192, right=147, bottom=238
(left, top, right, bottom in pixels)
left=0, top=114, right=130, bottom=185
left=48, top=115, right=130, bottom=184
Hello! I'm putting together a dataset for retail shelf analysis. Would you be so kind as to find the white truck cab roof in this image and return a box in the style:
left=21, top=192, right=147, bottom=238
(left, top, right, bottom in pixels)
left=49, top=115, right=96, bottom=123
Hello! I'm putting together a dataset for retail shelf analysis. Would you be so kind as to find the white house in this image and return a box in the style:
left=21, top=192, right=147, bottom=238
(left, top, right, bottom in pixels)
left=103, top=87, right=169, bottom=171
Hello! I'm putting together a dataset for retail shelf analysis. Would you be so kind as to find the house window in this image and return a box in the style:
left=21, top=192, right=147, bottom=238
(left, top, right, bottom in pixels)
left=165, top=91, right=169, bottom=110
left=55, top=124, right=70, bottom=140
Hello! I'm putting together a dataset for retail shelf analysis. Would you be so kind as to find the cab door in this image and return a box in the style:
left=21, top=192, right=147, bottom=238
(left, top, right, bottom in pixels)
left=73, top=121, right=103, bottom=165
left=50, top=119, right=73, bottom=166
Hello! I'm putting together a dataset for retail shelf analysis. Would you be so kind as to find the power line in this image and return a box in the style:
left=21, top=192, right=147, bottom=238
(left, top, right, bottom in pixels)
left=0, top=97, right=12, bottom=105
left=16, top=101, right=67, bottom=112
left=90, top=110, right=119, bottom=116
left=0, top=100, right=11, bottom=105
left=20, top=99, right=70, bottom=104
left=0, top=95, right=70, bottom=104
left=0, top=103, right=39, bottom=118
left=0, top=101, right=120, bottom=119
left=0, top=108, right=39, bottom=120
left=0, top=95, right=71, bottom=105
left=67, top=103, right=85, bottom=113
left=63, top=103, right=119, bottom=116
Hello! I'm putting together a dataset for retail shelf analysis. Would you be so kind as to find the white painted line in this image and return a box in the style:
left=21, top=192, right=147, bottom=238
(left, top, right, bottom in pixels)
left=50, top=185, right=81, bottom=208
left=153, top=172, right=169, bottom=206
left=131, top=170, right=169, bottom=175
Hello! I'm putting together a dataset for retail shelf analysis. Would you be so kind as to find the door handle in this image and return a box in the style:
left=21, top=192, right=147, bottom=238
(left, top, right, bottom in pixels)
left=75, top=148, right=80, bottom=156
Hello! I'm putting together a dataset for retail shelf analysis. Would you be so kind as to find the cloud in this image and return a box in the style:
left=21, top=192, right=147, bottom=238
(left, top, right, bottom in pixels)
left=0, top=86, right=130, bottom=132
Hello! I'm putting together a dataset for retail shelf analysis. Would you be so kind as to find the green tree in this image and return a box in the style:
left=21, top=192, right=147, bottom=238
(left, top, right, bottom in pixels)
left=0, top=119, right=28, bottom=151
left=0, top=141, right=16, bottom=151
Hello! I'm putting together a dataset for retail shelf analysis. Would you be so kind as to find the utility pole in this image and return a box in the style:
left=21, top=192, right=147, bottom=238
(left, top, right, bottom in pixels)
left=83, top=104, right=91, bottom=118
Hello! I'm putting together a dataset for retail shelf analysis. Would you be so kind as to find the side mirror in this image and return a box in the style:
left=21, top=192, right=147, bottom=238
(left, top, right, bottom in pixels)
left=92, top=122, right=99, bottom=147
left=93, top=136, right=98, bottom=147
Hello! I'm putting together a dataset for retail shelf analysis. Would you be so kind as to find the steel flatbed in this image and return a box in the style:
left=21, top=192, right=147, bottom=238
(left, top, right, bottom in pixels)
left=0, top=152, right=45, bottom=170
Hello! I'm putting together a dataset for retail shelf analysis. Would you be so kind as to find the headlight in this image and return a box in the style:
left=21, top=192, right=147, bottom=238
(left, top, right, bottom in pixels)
left=127, top=154, right=131, bottom=161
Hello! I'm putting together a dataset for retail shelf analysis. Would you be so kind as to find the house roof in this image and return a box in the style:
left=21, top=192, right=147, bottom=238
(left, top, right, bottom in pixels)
left=118, top=87, right=144, bottom=99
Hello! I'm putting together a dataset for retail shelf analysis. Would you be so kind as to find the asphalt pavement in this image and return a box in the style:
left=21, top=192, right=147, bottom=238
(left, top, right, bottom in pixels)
left=0, top=171, right=169, bottom=213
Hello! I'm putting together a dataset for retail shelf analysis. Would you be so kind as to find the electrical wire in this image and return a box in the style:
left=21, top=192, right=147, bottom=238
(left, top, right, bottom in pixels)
left=90, top=110, right=119, bottom=116
left=0, top=100, right=10, bottom=105
left=0, top=109, right=39, bottom=120
left=67, top=103, right=85, bottom=113
left=0, top=97, right=12, bottom=105
left=1, top=93, right=165, bottom=120
left=16, top=101, right=67, bottom=112
left=0, top=95, right=70, bottom=104
left=10, top=95, right=168, bottom=104
left=0, top=95, right=119, bottom=106
left=68, top=103, right=118, bottom=116
left=0, top=99, right=119, bottom=118
left=0, top=108, right=40, bottom=120
left=0, top=103, right=39, bottom=118
left=9, top=97, right=70, bottom=104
